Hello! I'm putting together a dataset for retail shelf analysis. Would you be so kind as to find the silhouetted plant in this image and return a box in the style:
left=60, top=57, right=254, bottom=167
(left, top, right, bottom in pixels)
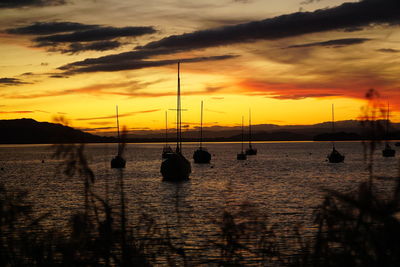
left=309, top=89, right=400, bottom=267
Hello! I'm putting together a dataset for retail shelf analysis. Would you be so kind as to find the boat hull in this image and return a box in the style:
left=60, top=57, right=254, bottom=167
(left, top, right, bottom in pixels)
left=382, top=148, right=396, bottom=157
left=245, top=147, right=257, bottom=155
left=193, top=148, right=211, bottom=163
left=161, top=153, right=191, bottom=182
left=237, top=152, right=247, bottom=160
left=327, top=149, right=344, bottom=163
left=111, top=155, right=126, bottom=168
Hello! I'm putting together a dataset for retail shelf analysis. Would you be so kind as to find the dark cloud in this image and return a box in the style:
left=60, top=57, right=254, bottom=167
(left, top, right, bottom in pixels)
left=286, top=38, right=371, bottom=48
left=138, top=0, right=399, bottom=51
left=21, top=72, right=34, bottom=76
left=7, top=22, right=156, bottom=53
left=60, top=55, right=237, bottom=74
left=6, top=21, right=97, bottom=35
left=59, top=48, right=177, bottom=70
left=0, top=77, right=28, bottom=85
left=62, top=41, right=122, bottom=54
left=35, top=26, right=156, bottom=44
left=0, top=0, right=67, bottom=9
left=377, top=48, right=400, bottom=53
left=49, top=74, right=67, bottom=78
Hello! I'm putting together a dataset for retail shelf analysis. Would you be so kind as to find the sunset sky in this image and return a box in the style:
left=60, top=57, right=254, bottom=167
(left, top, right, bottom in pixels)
left=1, top=0, right=399, bottom=133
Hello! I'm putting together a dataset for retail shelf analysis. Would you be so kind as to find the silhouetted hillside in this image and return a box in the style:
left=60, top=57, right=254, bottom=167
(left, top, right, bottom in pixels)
left=1, top=119, right=399, bottom=144
left=0, top=119, right=115, bottom=144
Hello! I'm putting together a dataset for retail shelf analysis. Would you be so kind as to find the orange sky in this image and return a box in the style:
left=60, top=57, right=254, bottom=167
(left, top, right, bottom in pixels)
left=0, top=0, right=399, bottom=133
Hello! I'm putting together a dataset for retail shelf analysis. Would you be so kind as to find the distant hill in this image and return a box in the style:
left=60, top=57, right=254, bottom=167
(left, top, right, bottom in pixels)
left=1, top=118, right=399, bottom=144
left=122, top=120, right=400, bottom=142
left=0, top=119, right=115, bottom=144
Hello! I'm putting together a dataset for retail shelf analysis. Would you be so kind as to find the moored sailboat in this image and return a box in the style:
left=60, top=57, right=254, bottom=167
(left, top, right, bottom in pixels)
left=193, top=101, right=211, bottom=163
left=160, top=62, right=191, bottom=181
left=382, top=103, right=396, bottom=157
left=327, top=104, right=344, bottom=163
left=111, top=105, right=126, bottom=168
left=237, top=116, right=247, bottom=160
left=245, top=109, right=257, bottom=155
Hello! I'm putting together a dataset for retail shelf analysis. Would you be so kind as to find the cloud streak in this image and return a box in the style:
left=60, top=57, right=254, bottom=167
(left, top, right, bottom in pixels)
left=35, top=26, right=156, bottom=44
left=286, top=38, right=371, bottom=49
left=6, top=22, right=97, bottom=35
left=377, top=48, right=400, bottom=53
left=0, top=110, right=34, bottom=114
left=61, top=41, right=122, bottom=53
left=75, top=109, right=161, bottom=121
left=0, top=77, right=29, bottom=86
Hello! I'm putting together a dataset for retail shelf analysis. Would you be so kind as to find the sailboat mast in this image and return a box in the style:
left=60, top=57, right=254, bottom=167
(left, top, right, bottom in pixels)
left=116, top=105, right=121, bottom=155
left=331, top=104, right=335, bottom=149
left=249, top=109, right=252, bottom=147
left=331, top=104, right=335, bottom=134
left=241, top=116, right=244, bottom=153
left=386, top=102, right=390, bottom=142
left=116, top=105, right=120, bottom=140
left=165, top=111, right=168, bottom=146
left=200, top=101, right=203, bottom=148
left=177, top=62, right=181, bottom=153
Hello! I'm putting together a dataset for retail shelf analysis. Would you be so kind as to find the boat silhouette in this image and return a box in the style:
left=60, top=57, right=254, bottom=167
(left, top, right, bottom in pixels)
left=237, top=116, right=247, bottom=160
left=193, top=101, right=211, bottom=164
left=111, top=105, right=126, bottom=168
left=245, top=109, right=257, bottom=155
left=327, top=104, right=344, bottom=163
left=382, top=103, right=396, bottom=157
left=160, top=62, right=191, bottom=181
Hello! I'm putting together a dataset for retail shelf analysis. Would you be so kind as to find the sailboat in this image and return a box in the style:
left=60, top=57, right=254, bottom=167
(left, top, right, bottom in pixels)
left=382, top=103, right=396, bottom=157
left=193, top=101, right=211, bottom=163
left=327, top=104, right=345, bottom=163
left=160, top=62, right=191, bottom=181
left=245, top=109, right=257, bottom=155
left=111, top=105, right=126, bottom=168
left=162, top=111, right=173, bottom=159
left=237, top=116, right=247, bottom=160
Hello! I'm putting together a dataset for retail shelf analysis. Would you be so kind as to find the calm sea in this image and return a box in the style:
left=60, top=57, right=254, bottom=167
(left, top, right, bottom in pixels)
left=0, top=141, right=398, bottom=262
